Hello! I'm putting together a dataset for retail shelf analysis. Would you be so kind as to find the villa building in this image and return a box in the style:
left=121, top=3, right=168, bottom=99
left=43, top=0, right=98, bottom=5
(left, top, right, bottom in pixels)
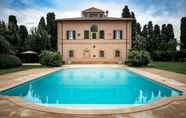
left=56, top=7, right=133, bottom=64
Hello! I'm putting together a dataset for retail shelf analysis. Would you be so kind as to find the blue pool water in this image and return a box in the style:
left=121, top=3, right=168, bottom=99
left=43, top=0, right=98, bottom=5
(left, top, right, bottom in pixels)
left=0, top=68, right=182, bottom=107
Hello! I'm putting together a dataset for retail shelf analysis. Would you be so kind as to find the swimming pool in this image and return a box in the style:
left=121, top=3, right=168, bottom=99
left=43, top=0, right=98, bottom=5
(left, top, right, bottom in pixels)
left=0, top=68, right=182, bottom=108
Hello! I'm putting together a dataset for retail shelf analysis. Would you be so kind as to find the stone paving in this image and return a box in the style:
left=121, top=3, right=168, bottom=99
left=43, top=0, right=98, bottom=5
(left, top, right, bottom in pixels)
left=0, top=65, right=186, bottom=118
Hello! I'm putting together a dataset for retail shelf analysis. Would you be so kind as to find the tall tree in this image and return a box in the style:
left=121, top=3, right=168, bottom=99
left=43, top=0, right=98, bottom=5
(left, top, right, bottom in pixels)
left=146, top=21, right=153, bottom=52
left=141, top=24, right=148, bottom=50
left=38, top=17, right=46, bottom=32
left=7, top=15, right=19, bottom=52
left=166, top=24, right=176, bottom=51
left=121, top=5, right=131, bottom=18
left=159, top=24, right=168, bottom=50
left=37, top=17, right=51, bottom=51
left=166, top=24, right=174, bottom=39
left=131, top=11, right=137, bottom=47
left=180, top=17, right=186, bottom=51
left=136, top=22, right=141, bottom=35
left=46, top=12, right=57, bottom=50
left=8, top=15, right=18, bottom=33
left=153, top=24, right=161, bottom=50
left=17, top=25, right=28, bottom=52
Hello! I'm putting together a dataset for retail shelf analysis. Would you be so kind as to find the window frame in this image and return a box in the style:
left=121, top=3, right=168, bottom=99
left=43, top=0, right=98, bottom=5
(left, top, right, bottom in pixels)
left=115, top=50, right=120, bottom=57
left=99, top=30, right=104, bottom=39
left=69, top=50, right=74, bottom=58
left=99, top=50, right=105, bottom=58
left=84, top=30, right=89, bottom=39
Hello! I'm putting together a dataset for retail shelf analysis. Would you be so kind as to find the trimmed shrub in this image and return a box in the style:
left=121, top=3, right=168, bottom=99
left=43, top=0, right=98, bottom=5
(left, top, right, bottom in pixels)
left=126, top=49, right=151, bottom=67
left=0, top=55, right=22, bottom=69
left=39, top=50, right=63, bottom=67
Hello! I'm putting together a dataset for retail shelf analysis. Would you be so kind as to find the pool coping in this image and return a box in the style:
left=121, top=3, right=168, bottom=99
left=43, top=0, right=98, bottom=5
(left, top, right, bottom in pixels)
left=0, top=64, right=186, bottom=115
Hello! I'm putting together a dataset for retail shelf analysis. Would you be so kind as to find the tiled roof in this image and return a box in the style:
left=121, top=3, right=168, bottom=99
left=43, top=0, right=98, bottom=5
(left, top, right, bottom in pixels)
left=56, top=17, right=133, bottom=22
left=82, top=7, right=105, bottom=13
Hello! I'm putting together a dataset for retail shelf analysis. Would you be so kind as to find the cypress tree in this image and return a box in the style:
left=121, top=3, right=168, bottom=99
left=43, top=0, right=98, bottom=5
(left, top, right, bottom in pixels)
left=7, top=15, right=18, bottom=52
left=136, top=22, right=141, bottom=35
left=46, top=12, right=57, bottom=50
left=38, top=17, right=46, bottom=33
left=159, top=24, right=168, bottom=50
left=17, top=25, right=28, bottom=52
left=131, top=11, right=137, bottom=47
left=153, top=24, right=161, bottom=50
left=121, top=5, right=131, bottom=18
left=180, top=17, right=186, bottom=51
left=8, top=15, right=18, bottom=33
left=166, top=24, right=176, bottom=51
left=146, top=21, right=153, bottom=52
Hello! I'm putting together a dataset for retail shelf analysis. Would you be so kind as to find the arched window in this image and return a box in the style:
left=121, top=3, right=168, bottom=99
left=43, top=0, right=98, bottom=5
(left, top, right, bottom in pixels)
left=90, top=25, right=98, bottom=32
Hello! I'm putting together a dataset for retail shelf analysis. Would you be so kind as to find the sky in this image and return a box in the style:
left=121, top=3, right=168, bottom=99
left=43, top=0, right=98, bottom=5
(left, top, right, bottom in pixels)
left=0, top=0, right=186, bottom=40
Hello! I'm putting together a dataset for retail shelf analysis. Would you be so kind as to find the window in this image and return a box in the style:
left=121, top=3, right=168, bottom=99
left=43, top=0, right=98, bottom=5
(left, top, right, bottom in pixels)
left=115, top=50, right=120, bottom=57
left=99, top=14, right=104, bottom=17
left=66, top=31, right=76, bottom=40
left=113, top=30, right=123, bottom=40
left=92, top=33, right=97, bottom=39
left=99, top=50, right=104, bottom=57
left=89, top=13, right=98, bottom=18
left=99, top=30, right=104, bottom=39
left=84, top=30, right=89, bottom=39
left=90, top=25, right=98, bottom=32
left=69, top=50, right=74, bottom=58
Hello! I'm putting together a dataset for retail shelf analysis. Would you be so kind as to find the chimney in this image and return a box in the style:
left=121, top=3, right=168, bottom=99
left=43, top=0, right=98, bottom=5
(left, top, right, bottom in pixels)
left=106, top=10, right=109, bottom=17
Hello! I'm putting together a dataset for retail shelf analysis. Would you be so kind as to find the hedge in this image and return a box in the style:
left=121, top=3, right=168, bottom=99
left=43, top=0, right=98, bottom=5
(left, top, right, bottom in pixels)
left=0, top=55, right=22, bottom=69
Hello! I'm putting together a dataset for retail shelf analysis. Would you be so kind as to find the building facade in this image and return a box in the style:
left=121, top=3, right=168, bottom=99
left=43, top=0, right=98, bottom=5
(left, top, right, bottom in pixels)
left=56, top=7, right=133, bottom=64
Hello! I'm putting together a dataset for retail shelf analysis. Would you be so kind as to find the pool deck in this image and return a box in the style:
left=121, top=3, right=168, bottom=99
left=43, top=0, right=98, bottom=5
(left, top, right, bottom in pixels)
left=0, top=64, right=186, bottom=118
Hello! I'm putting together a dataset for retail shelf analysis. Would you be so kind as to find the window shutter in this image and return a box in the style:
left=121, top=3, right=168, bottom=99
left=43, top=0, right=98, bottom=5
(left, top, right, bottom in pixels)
left=113, top=30, right=116, bottom=39
left=66, top=31, right=69, bottom=40
left=120, top=30, right=123, bottom=39
left=73, top=31, right=76, bottom=40
left=87, top=31, right=89, bottom=39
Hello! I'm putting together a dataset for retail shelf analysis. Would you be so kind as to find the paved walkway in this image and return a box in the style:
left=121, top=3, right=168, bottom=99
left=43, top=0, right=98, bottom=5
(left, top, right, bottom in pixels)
left=0, top=65, right=186, bottom=118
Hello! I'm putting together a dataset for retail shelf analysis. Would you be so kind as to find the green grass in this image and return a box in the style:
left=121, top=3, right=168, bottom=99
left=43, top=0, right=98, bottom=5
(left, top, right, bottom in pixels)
left=150, top=61, right=186, bottom=74
left=0, top=65, right=45, bottom=75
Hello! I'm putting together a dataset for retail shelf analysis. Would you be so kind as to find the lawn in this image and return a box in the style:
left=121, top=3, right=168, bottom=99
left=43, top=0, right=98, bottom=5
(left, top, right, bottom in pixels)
left=150, top=61, right=186, bottom=74
left=0, top=65, right=45, bottom=75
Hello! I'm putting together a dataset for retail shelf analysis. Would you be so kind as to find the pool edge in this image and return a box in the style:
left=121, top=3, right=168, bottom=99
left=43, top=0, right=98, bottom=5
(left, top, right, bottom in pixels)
left=1, top=64, right=186, bottom=114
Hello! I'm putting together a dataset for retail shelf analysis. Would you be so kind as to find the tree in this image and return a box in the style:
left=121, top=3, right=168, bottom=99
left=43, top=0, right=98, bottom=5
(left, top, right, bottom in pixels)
left=136, top=22, right=141, bottom=35
left=159, top=24, right=168, bottom=50
left=36, top=17, right=51, bottom=51
left=0, top=21, right=6, bottom=35
left=7, top=15, right=19, bottom=52
left=8, top=15, right=18, bottom=33
left=17, top=25, right=28, bottom=52
left=141, top=24, right=148, bottom=50
left=166, top=24, right=176, bottom=51
left=153, top=24, right=161, bottom=50
left=166, top=24, right=174, bottom=40
left=146, top=21, right=153, bottom=52
left=121, top=5, right=131, bottom=18
left=180, top=17, right=186, bottom=51
left=38, top=17, right=46, bottom=32
left=133, top=34, right=146, bottom=50
left=46, top=12, right=57, bottom=50
left=0, top=34, right=13, bottom=54
left=131, top=12, right=137, bottom=47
